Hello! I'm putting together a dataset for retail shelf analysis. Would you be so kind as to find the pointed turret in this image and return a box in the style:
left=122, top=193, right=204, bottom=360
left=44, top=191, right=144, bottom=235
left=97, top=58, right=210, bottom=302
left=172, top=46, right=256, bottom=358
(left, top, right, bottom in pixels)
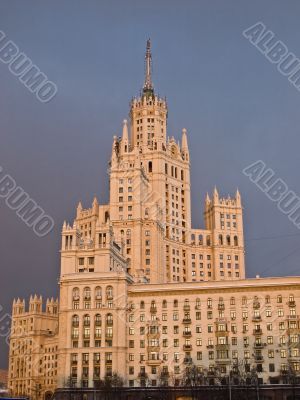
left=205, top=192, right=210, bottom=205
left=92, top=196, right=99, bottom=213
left=213, top=186, right=219, bottom=204
left=121, top=119, right=129, bottom=153
left=181, top=128, right=189, bottom=161
left=122, top=119, right=128, bottom=141
left=236, top=188, right=241, bottom=206
left=76, top=201, right=83, bottom=218
left=182, top=128, right=189, bottom=150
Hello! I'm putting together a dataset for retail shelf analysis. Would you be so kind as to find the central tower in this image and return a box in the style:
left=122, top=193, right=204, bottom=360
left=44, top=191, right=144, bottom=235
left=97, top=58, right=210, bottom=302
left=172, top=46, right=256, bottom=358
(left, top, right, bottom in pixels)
left=109, top=40, right=192, bottom=283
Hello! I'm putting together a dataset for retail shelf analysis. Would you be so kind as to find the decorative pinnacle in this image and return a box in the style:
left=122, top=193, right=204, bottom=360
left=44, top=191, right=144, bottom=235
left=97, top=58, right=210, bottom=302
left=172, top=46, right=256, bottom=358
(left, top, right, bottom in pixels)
left=143, top=39, right=153, bottom=92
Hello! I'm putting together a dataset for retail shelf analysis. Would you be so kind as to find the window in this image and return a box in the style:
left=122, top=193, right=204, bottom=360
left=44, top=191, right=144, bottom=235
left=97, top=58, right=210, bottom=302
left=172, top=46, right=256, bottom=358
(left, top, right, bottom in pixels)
left=106, top=286, right=113, bottom=299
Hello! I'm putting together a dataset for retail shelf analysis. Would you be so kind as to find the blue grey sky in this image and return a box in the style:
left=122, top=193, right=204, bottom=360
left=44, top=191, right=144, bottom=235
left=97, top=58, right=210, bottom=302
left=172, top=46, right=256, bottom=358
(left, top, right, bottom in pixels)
left=1, top=0, right=300, bottom=368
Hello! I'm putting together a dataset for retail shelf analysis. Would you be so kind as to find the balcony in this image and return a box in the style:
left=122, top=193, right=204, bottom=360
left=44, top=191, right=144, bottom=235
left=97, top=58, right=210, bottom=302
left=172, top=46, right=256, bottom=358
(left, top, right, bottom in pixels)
left=215, top=330, right=229, bottom=336
left=216, top=358, right=231, bottom=365
left=182, top=318, right=192, bottom=324
left=253, top=329, right=262, bottom=335
left=183, top=304, right=190, bottom=311
left=183, top=344, right=192, bottom=351
left=216, top=344, right=230, bottom=351
left=252, top=316, right=262, bottom=322
left=146, top=358, right=162, bottom=366
left=72, top=322, right=79, bottom=327
left=150, top=307, right=157, bottom=314
left=183, top=357, right=193, bottom=364
left=288, top=300, right=296, bottom=307
left=253, top=302, right=260, bottom=309
left=206, top=344, right=214, bottom=349
left=218, top=304, right=225, bottom=311
left=286, top=315, right=300, bottom=321
left=183, top=331, right=192, bottom=337
left=254, top=343, right=264, bottom=349
left=147, top=332, right=160, bottom=339
left=254, top=356, right=264, bottom=362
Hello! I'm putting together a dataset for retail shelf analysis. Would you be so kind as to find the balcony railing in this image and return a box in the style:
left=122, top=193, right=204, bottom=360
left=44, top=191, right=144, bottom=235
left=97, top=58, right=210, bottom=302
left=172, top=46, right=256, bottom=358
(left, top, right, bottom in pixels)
left=183, top=331, right=192, bottom=337
left=253, top=329, right=262, bottom=335
left=183, top=357, right=193, bottom=364
left=182, top=318, right=192, bottom=324
left=183, top=344, right=192, bottom=351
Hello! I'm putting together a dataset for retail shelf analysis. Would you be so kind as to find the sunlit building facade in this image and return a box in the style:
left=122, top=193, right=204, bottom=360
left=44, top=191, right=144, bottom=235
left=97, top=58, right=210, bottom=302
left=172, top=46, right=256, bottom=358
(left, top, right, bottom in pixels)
left=8, top=41, right=300, bottom=399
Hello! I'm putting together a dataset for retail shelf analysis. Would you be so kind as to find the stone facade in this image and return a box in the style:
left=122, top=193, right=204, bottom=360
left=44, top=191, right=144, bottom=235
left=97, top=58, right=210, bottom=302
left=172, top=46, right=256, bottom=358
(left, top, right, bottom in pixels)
left=8, top=41, right=300, bottom=399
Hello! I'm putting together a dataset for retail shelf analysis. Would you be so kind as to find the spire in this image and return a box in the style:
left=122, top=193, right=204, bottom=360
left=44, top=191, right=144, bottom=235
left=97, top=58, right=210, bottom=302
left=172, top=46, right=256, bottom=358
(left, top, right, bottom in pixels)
left=143, top=39, right=154, bottom=96
left=122, top=119, right=128, bottom=141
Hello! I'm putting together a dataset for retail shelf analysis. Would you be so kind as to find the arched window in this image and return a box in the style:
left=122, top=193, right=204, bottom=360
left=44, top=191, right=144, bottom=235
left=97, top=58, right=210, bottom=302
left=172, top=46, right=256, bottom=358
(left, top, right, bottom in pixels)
left=106, top=313, right=113, bottom=326
left=198, top=235, right=203, bottom=245
left=83, top=287, right=91, bottom=300
left=120, top=230, right=124, bottom=236
left=106, top=286, right=113, bottom=300
left=83, top=314, right=90, bottom=326
left=219, top=234, right=223, bottom=245
left=226, top=235, right=231, bottom=246
left=206, top=236, right=211, bottom=246
left=72, top=287, right=80, bottom=300
left=277, top=295, right=282, bottom=303
left=148, top=161, right=152, bottom=173
left=150, top=300, right=157, bottom=311
left=234, top=236, right=238, bottom=246
left=140, top=300, right=145, bottom=309
left=95, top=287, right=102, bottom=300
left=191, top=234, right=195, bottom=244
left=184, top=299, right=190, bottom=310
left=95, top=314, right=101, bottom=326
left=162, top=300, right=167, bottom=309
left=72, top=315, right=79, bottom=327
left=174, top=299, right=178, bottom=308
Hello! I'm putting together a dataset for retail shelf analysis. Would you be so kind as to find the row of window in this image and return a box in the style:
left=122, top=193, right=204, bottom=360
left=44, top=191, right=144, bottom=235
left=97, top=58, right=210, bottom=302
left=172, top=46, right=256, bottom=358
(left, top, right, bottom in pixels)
left=135, top=295, right=296, bottom=310
left=72, top=287, right=113, bottom=301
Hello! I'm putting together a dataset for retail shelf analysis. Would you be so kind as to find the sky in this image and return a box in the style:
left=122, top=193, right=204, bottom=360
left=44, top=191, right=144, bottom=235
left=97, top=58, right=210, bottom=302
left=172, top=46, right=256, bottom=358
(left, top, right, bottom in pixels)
left=1, top=0, right=300, bottom=368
